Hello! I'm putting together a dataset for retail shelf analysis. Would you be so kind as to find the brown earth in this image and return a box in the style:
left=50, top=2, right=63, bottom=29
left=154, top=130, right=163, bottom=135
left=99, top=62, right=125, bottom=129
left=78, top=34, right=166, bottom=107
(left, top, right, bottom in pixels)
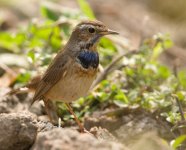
left=0, top=90, right=174, bottom=150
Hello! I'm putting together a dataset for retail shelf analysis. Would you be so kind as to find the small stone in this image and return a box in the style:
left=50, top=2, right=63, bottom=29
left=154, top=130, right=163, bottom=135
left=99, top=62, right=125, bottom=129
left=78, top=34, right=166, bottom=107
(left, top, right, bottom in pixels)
left=0, top=112, right=38, bottom=150
left=32, top=128, right=126, bottom=150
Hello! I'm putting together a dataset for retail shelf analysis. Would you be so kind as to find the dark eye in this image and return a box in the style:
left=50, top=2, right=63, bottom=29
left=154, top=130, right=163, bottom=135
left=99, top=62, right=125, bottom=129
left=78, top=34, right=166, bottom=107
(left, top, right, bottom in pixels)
left=88, top=27, right=95, bottom=33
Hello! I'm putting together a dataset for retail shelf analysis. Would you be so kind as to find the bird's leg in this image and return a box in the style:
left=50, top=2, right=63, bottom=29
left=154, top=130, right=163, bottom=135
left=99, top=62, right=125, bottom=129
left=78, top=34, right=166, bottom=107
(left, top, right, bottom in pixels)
left=65, top=102, right=85, bottom=133
left=43, top=99, right=59, bottom=125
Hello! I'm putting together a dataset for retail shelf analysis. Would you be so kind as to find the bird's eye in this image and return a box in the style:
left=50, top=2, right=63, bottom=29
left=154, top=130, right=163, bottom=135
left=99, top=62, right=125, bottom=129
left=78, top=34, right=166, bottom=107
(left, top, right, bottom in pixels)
left=88, top=27, right=95, bottom=33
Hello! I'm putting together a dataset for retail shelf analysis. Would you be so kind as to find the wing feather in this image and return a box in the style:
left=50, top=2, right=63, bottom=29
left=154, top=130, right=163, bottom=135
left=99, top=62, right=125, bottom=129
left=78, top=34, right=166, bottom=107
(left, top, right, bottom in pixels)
left=31, top=53, right=69, bottom=104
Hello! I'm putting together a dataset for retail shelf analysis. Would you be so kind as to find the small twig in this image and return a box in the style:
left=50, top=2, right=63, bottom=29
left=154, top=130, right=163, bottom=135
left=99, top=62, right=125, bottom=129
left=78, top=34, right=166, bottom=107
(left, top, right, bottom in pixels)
left=0, top=63, right=17, bottom=77
left=173, top=58, right=180, bottom=79
left=176, top=96, right=185, bottom=121
left=43, top=28, right=55, bottom=51
left=173, top=59, right=185, bottom=121
left=91, top=50, right=138, bottom=89
left=102, top=105, right=141, bottom=117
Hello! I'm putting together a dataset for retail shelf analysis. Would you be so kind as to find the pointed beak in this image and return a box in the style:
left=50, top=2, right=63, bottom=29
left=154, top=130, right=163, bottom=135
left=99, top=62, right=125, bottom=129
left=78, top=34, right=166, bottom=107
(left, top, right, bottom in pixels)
left=107, top=29, right=119, bottom=35
left=100, top=29, right=119, bottom=35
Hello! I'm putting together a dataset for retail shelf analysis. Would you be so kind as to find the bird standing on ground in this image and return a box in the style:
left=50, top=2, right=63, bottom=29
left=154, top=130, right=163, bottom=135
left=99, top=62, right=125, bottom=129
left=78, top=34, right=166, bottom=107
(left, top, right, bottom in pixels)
left=9, top=20, right=118, bottom=132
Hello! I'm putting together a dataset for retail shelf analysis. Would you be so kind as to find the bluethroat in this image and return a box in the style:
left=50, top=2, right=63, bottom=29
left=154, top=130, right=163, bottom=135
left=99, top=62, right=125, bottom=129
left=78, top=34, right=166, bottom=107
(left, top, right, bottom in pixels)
left=9, top=20, right=118, bottom=132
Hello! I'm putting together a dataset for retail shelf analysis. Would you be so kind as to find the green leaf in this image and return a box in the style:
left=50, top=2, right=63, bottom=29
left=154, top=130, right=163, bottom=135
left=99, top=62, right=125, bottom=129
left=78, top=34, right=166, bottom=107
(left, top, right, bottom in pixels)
left=29, top=38, right=44, bottom=48
left=77, top=0, right=95, bottom=19
left=99, top=37, right=117, bottom=51
left=16, top=72, right=31, bottom=84
left=27, top=50, right=36, bottom=63
left=113, top=100, right=128, bottom=107
left=14, top=32, right=26, bottom=46
left=152, top=33, right=173, bottom=60
left=35, top=27, right=52, bottom=40
left=157, top=65, right=171, bottom=79
left=0, top=32, right=20, bottom=52
left=171, top=135, right=186, bottom=149
left=152, top=42, right=163, bottom=60
left=176, top=91, right=185, bottom=101
left=114, top=92, right=129, bottom=104
left=97, top=92, right=109, bottom=102
left=50, top=27, right=62, bottom=51
left=164, top=38, right=173, bottom=49
left=178, top=70, right=186, bottom=89
left=41, top=6, right=59, bottom=20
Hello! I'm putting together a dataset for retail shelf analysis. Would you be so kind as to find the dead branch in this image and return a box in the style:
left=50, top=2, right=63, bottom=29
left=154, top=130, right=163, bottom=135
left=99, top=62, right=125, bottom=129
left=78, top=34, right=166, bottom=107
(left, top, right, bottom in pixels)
left=91, top=50, right=138, bottom=89
left=173, top=59, right=185, bottom=121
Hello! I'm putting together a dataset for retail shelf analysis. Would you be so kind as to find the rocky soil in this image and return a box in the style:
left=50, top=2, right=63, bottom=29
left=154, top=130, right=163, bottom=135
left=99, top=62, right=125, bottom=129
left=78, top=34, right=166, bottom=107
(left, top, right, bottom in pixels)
left=0, top=88, right=174, bottom=150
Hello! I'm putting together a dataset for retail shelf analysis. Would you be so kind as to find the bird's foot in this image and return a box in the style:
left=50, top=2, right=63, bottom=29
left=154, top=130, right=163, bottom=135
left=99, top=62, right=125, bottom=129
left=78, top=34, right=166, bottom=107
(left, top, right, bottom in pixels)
left=78, top=127, right=97, bottom=138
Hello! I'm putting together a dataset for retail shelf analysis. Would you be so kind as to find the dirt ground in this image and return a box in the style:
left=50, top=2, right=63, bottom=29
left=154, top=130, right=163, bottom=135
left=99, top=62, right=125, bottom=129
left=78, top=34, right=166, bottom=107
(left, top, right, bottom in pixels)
left=0, top=88, right=174, bottom=150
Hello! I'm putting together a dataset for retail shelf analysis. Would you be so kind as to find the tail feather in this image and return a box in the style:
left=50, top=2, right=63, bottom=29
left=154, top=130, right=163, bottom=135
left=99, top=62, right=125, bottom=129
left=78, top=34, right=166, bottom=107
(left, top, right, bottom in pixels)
left=6, top=75, right=41, bottom=96
left=6, top=75, right=42, bottom=106
left=6, top=87, right=29, bottom=95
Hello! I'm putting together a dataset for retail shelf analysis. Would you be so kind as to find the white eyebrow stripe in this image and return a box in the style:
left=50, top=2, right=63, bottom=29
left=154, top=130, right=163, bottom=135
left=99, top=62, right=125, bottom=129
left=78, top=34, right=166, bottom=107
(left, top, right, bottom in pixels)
left=79, top=24, right=95, bottom=30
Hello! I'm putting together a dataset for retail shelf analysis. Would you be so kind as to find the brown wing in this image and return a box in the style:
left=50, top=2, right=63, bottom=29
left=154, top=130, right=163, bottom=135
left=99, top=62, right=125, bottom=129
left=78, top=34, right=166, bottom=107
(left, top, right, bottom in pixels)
left=31, top=53, right=69, bottom=104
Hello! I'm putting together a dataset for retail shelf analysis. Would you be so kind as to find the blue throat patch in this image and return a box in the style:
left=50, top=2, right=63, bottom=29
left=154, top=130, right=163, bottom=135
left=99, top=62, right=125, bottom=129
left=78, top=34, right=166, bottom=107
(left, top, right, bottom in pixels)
left=77, top=50, right=99, bottom=69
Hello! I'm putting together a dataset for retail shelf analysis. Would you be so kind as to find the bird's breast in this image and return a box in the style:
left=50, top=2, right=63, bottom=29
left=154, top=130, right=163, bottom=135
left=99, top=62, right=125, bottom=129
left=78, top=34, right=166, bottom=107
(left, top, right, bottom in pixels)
left=45, top=62, right=98, bottom=102
left=77, top=50, right=99, bottom=69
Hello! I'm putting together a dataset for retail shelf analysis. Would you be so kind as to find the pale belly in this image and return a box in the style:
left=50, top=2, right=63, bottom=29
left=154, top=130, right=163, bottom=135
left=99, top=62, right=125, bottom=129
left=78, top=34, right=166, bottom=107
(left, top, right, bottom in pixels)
left=45, top=66, right=97, bottom=102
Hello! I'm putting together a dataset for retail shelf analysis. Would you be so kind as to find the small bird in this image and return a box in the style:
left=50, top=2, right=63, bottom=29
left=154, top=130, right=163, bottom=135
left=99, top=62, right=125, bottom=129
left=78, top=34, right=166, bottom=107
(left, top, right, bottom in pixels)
left=9, top=20, right=118, bottom=132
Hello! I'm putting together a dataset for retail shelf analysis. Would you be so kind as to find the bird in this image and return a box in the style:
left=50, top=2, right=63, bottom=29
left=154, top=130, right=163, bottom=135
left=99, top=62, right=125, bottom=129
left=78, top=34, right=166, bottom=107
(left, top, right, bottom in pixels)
left=8, top=20, right=118, bottom=132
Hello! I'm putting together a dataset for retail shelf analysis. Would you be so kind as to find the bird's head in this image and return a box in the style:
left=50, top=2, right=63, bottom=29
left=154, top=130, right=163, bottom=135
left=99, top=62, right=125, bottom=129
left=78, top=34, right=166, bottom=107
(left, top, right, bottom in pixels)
left=68, top=20, right=118, bottom=50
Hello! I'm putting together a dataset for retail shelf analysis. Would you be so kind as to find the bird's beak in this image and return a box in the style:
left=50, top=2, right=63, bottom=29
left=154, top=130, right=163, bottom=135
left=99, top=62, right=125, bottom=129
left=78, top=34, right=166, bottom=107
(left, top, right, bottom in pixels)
left=100, top=29, right=119, bottom=35
left=107, top=29, right=119, bottom=35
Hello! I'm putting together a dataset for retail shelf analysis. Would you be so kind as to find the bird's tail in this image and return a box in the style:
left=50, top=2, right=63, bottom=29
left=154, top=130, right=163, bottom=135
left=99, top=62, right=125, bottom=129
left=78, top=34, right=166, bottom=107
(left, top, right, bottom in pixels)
left=6, top=75, right=41, bottom=96
left=6, top=87, right=29, bottom=95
